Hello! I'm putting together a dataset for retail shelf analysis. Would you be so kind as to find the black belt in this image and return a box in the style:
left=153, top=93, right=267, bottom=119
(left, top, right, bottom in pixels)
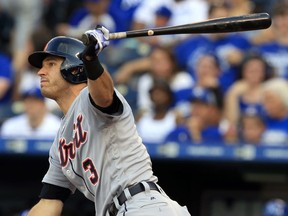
left=117, top=181, right=159, bottom=206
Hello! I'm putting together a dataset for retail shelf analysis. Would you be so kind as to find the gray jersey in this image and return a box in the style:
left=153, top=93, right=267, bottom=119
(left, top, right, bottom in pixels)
left=42, top=87, right=158, bottom=215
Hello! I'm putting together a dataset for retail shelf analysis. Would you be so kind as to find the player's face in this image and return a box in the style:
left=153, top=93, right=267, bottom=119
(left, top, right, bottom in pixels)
left=37, top=56, right=69, bottom=100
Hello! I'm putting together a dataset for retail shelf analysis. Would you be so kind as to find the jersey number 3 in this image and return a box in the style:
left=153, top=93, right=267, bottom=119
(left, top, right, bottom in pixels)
left=83, top=158, right=98, bottom=185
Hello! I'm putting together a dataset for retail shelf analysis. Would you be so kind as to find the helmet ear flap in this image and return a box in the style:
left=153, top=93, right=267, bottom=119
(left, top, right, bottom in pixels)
left=61, top=65, right=87, bottom=84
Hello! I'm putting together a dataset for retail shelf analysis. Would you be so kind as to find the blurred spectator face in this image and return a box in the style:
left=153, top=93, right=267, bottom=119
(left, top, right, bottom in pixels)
left=155, top=15, right=170, bottom=27
left=208, top=3, right=229, bottom=39
left=272, top=2, right=288, bottom=36
left=241, top=115, right=265, bottom=144
left=190, top=101, right=221, bottom=128
left=191, top=101, right=210, bottom=120
left=24, top=96, right=46, bottom=120
left=210, top=6, right=228, bottom=19
left=189, top=87, right=222, bottom=125
left=84, top=0, right=110, bottom=15
left=154, top=6, right=172, bottom=27
left=150, top=47, right=176, bottom=80
left=242, top=58, right=267, bottom=85
left=150, top=87, right=173, bottom=110
left=262, top=90, right=287, bottom=118
left=195, top=54, right=220, bottom=86
left=274, top=13, right=288, bottom=35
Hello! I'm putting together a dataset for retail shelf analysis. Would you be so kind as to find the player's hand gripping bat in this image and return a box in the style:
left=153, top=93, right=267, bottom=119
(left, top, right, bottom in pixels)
left=81, top=12, right=271, bottom=45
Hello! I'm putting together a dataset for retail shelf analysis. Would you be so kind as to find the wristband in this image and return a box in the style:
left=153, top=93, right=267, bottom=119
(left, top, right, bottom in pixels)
left=82, top=56, right=104, bottom=80
left=40, top=183, right=71, bottom=203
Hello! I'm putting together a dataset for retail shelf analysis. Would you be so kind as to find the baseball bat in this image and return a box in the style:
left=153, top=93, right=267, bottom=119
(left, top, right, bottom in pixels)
left=82, top=12, right=271, bottom=45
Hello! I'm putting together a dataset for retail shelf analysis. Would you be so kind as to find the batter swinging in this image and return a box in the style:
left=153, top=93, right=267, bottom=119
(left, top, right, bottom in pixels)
left=26, top=26, right=191, bottom=216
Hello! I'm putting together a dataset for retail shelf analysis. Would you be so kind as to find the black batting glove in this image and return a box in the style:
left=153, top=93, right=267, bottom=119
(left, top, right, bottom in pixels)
left=80, top=25, right=110, bottom=80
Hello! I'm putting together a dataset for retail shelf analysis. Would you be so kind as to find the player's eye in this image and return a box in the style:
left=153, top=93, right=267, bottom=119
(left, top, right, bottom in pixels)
left=48, top=61, right=56, bottom=67
left=43, top=61, right=55, bottom=67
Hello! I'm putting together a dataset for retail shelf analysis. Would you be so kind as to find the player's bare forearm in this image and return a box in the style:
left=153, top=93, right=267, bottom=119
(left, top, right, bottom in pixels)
left=88, top=70, right=114, bottom=108
left=27, top=199, right=63, bottom=216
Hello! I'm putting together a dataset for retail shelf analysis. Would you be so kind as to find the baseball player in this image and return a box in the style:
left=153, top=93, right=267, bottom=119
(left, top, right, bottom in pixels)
left=26, top=25, right=191, bottom=216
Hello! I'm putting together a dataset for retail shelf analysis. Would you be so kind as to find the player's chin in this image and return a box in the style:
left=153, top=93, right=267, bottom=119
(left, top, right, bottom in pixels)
left=40, top=80, right=49, bottom=88
left=40, top=88, right=55, bottom=100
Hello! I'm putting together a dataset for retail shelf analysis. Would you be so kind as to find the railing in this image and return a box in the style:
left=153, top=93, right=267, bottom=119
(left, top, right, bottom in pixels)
left=1, top=138, right=288, bottom=163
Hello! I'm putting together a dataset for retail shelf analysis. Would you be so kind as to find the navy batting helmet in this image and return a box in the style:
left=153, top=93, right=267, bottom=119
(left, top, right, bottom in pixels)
left=28, top=36, right=87, bottom=84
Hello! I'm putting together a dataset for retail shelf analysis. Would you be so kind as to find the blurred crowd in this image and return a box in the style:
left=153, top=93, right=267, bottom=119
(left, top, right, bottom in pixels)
left=1, top=0, right=288, bottom=147
left=263, top=199, right=288, bottom=216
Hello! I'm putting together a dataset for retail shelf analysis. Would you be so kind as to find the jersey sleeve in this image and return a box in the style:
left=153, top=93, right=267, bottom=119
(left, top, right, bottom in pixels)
left=42, top=139, right=76, bottom=193
left=89, top=90, right=123, bottom=115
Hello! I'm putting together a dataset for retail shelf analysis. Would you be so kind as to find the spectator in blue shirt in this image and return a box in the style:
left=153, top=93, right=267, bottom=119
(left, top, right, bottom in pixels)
left=254, top=0, right=288, bottom=79
left=263, top=199, right=288, bottom=216
left=108, top=0, right=142, bottom=32
left=0, top=86, right=61, bottom=139
left=238, top=111, right=266, bottom=145
left=0, top=53, right=13, bottom=103
left=223, top=52, right=274, bottom=143
left=164, top=86, right=225, bottom=145
left=173, top=2, right=252, bottom=93
left=0, top=5, right=14, bottom=56
left=260, top=78, right=288, bottom=145
left=55, top=0, right=116, bottom=39
left=0, top=52, right=14, bottom=125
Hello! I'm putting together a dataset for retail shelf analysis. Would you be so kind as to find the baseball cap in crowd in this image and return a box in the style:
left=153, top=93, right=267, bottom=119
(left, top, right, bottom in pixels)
left=189, top=87, right=217, bottom=105
left=189, top=86, right=223, bottom=109
left=22, top=87, right=45, bottom=101
left=155, top=6, right=172, bottom=18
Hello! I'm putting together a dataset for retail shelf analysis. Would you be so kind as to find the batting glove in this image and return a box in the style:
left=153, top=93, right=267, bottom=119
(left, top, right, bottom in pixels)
left=84, top=25, right=110, bottom=56
left=79, top=26, right=110, bottom=80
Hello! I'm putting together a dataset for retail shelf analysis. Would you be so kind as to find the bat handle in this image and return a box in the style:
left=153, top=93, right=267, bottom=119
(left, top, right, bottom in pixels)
left=109, top=32, right=127, bottom=40
left=81, top=32, right=128, bottom=44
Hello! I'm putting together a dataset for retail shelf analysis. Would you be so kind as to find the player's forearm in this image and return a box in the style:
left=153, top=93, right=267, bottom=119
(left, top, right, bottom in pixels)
left=82, top=53, right=114, bottom=107
left=27, top=199, right=63, bottom=216
left=88, top=70, right=114, bottom=107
